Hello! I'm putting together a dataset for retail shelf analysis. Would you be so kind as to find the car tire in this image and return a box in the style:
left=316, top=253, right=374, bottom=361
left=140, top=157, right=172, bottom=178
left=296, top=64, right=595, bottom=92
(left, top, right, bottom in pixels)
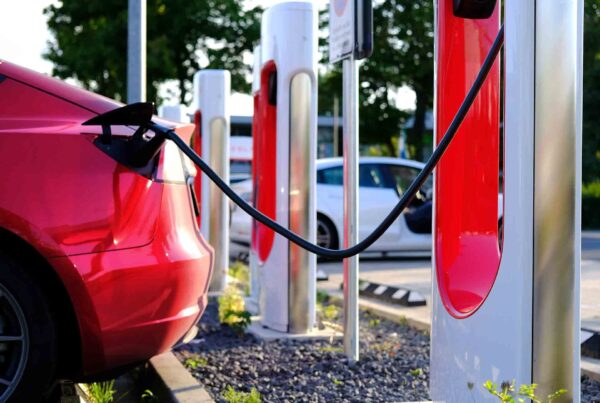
left=0, top=252, right=57, bottom=402
left=317, top=214, right=339, bottom=250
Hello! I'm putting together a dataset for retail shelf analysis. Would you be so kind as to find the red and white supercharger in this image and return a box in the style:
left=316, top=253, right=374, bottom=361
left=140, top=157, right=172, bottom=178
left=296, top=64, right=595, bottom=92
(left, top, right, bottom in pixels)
left=251, top=1, right=318, bottom=333
left=431, top=0, right=582, bottom=400
left=192, top=70, right=231, bottom=292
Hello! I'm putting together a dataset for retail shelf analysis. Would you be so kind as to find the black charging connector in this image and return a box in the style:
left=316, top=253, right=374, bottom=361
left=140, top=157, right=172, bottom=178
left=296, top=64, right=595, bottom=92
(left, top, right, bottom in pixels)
left=82, top=103, right=165, bottom=178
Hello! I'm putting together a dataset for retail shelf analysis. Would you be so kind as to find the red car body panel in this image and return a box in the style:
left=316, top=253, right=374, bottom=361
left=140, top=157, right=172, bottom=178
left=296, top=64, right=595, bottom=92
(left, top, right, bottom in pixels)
left=0, top=60, right=213, bottom=376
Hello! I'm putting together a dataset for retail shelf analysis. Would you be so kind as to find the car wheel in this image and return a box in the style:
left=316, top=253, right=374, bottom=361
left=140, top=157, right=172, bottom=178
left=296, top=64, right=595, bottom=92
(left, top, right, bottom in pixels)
left=0, top=253, right=57, bottom=402
left=317, top=214, right=339, bottom=250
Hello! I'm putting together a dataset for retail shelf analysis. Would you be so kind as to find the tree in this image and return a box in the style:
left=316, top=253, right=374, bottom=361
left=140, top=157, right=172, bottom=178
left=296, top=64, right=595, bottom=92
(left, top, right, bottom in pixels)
left=44, top=0, right=261, bottom=104
left=319, top=0, right=433, bottom=159
left=583, top=0, right=600, bottom=182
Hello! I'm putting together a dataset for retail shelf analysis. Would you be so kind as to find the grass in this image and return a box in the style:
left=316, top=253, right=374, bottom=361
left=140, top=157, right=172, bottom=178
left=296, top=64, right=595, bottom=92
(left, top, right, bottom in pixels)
left=184, top=355, right=208, bottom=370
left=86, top=381, right=116, bottom=403
left=318, top=345, right=344, bottom=353
left=141, top=389, right=159, bottom=402
left=222, top=386, right=262, bottom=403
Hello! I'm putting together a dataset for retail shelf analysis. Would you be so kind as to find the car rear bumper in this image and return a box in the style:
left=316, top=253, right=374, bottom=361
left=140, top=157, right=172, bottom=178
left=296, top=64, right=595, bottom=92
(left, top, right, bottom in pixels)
left=49, top=182, right=213, bottom=376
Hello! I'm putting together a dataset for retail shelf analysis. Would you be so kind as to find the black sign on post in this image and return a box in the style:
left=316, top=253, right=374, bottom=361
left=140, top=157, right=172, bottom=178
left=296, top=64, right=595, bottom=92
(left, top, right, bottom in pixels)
left=329, top=0, right=373, bottom=63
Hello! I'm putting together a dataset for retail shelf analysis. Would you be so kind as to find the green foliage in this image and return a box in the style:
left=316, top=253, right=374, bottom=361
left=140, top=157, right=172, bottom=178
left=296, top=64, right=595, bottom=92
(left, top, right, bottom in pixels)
left=316, top=289, right=330, bottom=305
left=222, top=386, right=262, bottom=403
left=230, top=261, right=250, bottom=284
left=584, top=1, right=600, bottom=182
left=184, top=354, right=208, bottom=370
left=409, top=368, right=423, bottom=377
left=319, top=0, right=433, bottom=158
left=87, top=380, right=116, bottom=403
left=318, top=345, right=344, bottom=353
left=218, top=286, right=251, bottom=334
left=483, top=380, right=567, bottom=403
left=583, top=181, right=600, bottom=228
left=229, top=261, right=250, bottom=295
left=43, top=0, right=261, bottom=103
left=316, top=300, right=340, bottom=323
left=141, top=389, right=159, bottom=402
left=368, top=318, right=381, bottom=328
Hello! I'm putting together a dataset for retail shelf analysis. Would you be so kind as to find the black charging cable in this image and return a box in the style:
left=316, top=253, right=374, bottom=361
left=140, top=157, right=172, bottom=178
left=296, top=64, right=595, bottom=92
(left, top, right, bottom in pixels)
left=156, top=25, right=504, bottom=259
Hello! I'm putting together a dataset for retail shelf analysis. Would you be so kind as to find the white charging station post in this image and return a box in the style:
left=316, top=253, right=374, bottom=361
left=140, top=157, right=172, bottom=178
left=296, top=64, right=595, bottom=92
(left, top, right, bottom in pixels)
left=252, top=1, right=318, bottom=334
left=431, top=1, right=582, bottom=400
left=247, top=44, right=262, bottom=315
left=329, top=0, right=372, bottom=361
left=192, top=70, right=231, bottom=292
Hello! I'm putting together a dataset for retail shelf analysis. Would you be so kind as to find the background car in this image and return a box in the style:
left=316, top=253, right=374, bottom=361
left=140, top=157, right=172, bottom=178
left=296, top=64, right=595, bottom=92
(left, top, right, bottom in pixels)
left=0, top=60, right=213, bottom=401
left=231, top=157, right=435, bottom=257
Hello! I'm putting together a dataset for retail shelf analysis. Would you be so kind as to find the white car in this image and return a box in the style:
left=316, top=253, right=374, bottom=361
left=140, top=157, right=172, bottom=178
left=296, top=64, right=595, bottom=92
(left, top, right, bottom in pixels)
left=230, top=157, right=434, bottom=256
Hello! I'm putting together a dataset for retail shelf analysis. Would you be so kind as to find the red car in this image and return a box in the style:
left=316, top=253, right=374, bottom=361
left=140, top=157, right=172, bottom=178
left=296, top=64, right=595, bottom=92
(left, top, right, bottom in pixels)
left=0, top=60, right=213, bottom=401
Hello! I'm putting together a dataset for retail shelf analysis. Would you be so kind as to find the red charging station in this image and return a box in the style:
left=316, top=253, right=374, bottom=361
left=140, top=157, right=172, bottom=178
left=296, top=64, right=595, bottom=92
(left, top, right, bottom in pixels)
left=431, top=0, right=582, bottom=400
left=251, top=1, right=318, bottom=334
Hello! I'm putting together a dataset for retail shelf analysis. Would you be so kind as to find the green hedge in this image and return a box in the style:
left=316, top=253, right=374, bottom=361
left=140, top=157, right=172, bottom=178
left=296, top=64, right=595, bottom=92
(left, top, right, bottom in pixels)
left=583, top=181, right=600, bottom=229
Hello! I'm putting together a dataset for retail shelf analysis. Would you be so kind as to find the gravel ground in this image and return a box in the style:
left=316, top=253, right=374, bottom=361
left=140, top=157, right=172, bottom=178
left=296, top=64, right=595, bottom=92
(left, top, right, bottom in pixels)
left=583, top=376, right=600, bottom=402
left=176, top=299, right=600, bottom=402
left=176, top=299, right=430, bottom=402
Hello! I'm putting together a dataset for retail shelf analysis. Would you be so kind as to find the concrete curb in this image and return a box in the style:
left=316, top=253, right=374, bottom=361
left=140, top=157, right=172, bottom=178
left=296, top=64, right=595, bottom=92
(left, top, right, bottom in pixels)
left=357, top=280, right=427, bottom=307
left=149, top=352, right=214, bottom=403
left=582, top=357, right=600, bottom=382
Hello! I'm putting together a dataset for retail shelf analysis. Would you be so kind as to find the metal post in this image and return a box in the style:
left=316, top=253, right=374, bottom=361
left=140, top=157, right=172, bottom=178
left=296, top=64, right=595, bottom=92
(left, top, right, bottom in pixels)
left=343, top=56, right=359, bottom=361
left=127, top=0, right=146, bottom=103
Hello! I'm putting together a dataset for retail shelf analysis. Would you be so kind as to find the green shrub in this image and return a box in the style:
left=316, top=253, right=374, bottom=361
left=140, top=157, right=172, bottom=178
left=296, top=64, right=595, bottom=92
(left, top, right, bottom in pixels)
left=222, top=386, right=262, bottom=403
left=218, top=286, right=251, bottom=334
left=230, top=261, right=250, bottom=284
left=316, top=289, right=330, bottom=304
left=229, top=261, right=250, bottom=296
left=583, top=181, right=600, bottom=228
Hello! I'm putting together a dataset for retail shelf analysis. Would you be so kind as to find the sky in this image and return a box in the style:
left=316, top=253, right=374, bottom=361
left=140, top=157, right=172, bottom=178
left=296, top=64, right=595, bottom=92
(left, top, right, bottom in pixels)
left=0, top=0, right=414, bottom=115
